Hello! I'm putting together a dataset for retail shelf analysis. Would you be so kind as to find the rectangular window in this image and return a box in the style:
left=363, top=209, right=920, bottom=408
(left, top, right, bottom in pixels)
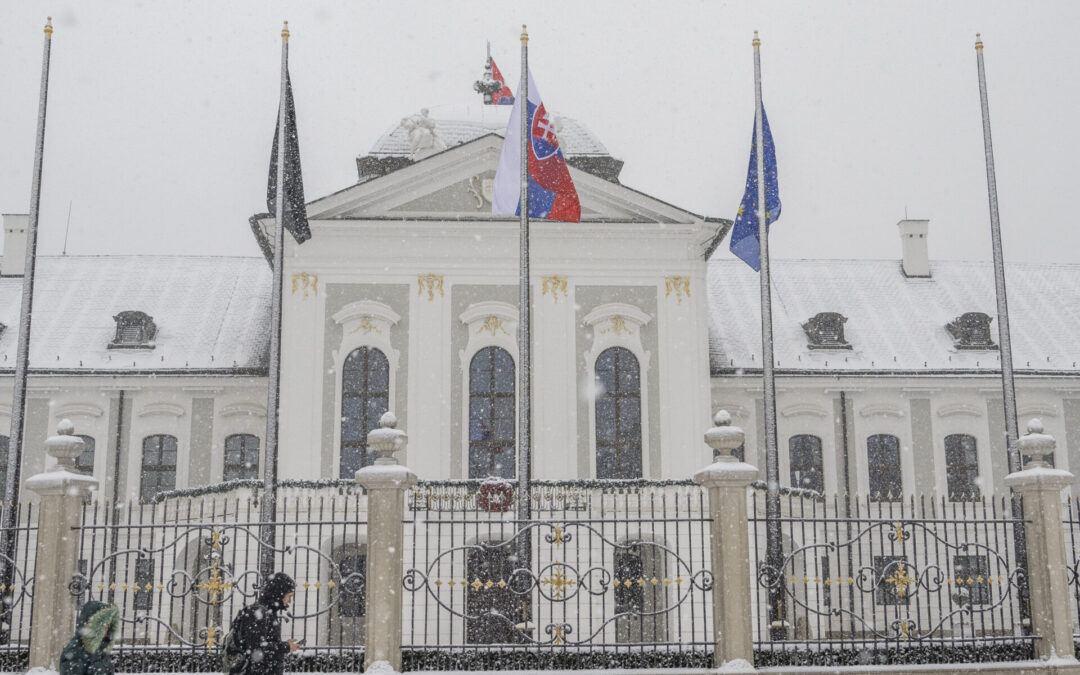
left=945, top=434, right=981, bottom=500
left=874, top=556, right=910, bottom=606
left=789, top=435, right=824, bottom=493
left=133, top=557, right=155, bottom=611
left=952, top=555, right=990, bottom=606
left=868, top=434, right=903, bottom=502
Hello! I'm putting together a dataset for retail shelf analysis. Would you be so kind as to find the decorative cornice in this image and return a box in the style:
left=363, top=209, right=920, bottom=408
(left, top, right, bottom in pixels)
left=859, top=403, right=905, bottom=419
left=137, top=402, right=186, bottom=418
left=460, top=301, right=517, bottom=326
left=583, top=303, right=652, bottom=328
left=220, top=402, right=267, bottom=419
left=714, top=403, right=750, bottom=418
left=333, top=300, right=401, bottom=328
left=1018, top=404, right=1058, bottom=418
left=780, top=403, right=829, bottom=419
left=937, top=403, right=983, bottom=419
left=54, top=403, right=105, bottom=419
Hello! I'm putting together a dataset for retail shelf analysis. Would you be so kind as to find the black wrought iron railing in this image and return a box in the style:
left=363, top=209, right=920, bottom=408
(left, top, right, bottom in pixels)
left=750, top=492, right=1032, bottom=665
left=0, top=501, right=37, bottom=669
left=72, top=493, right=367, bottom=671
left=402, top=481, right=713, bottom=668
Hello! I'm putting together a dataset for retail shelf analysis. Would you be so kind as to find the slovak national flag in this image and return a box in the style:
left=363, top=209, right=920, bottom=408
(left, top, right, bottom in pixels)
left=489, top=58, right=515, bottom=105
left=492, top=68, right=581, bottom=222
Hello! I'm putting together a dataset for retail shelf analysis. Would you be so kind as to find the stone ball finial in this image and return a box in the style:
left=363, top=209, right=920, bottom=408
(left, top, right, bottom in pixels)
left=1018, top=418, right=1055, bottom=468
left=705, top=410, right=744, bottom=461
left=368, top=411, right=407, bottom=463
left=379, top=411, right=398, bottom=429
left=44, top=418, right=85, bottom=469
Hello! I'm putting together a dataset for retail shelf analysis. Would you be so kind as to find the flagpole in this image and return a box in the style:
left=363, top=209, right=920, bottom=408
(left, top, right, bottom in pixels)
left=753, top=30, right=786, bottom=640
left=259, top=20, right=289, bottom=578
left=975, top=32, right=1029, bottom=629
left=0, top=18, right=53, bottom=615
left=516, top=24, right=533, bottom=560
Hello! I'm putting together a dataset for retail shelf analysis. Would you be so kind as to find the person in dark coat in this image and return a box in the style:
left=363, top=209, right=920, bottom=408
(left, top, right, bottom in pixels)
left=59, top=600, right=121, bottom=675
left=224, top=572, right=299, bottom=675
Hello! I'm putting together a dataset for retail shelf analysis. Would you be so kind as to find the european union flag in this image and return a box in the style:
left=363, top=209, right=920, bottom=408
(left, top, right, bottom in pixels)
left=730, top=106, right=781, bottom=270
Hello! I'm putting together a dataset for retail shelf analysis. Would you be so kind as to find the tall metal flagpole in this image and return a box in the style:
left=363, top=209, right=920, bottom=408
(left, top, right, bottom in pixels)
left=516, top=24, right=533, bottom=557
left=753, top=30, right=785, bottom=640
left=974, top=32, right=1029, bottom=628
left=259, top=20, right=289, bottom=578
left=0, top=17, right=54, bottom=606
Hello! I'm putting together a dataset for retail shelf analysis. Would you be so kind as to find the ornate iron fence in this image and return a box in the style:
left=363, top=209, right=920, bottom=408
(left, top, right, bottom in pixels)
left=71, top=491, right=367, bottom=670
left=750, top=491, right=1032, bottom=662
left=402, top=480, right=712, bottom=667
left=0, top=501, right=37, bottom=663
left=1063, top=496, right=1080, bottom=638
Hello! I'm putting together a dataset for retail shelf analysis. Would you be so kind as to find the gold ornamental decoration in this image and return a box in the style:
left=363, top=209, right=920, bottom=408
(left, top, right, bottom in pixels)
left=418, top=274, right=444, bottom=301
left=600, top=316, right=632, bottom=336
left=542, top=275, right=568, bottom=303
left=665, top=276, right=690, bottom=304
left=476, top=316, right=510, bottom=336
left=291, top=272, right=318, bottom=298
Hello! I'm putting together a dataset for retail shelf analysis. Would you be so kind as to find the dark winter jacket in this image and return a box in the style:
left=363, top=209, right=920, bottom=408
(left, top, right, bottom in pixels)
left=59, top=601, right=121, bottom=675
left=225, top=572, right=296, bottom=675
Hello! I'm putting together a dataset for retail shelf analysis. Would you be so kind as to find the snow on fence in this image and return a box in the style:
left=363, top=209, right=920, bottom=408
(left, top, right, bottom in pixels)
left=1062, top=496, right=1080, bottom=639
left=0, top=501, right=38, bottom=667
left=400, top=480, right=713, bottom=670
left=70, top=490, right=368, bottom=671
left=749, top=491, right=1034, bottom=665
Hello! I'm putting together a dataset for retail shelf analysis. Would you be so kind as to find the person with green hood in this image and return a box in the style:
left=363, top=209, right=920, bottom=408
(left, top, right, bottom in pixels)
left=59, top=600, right=122, bottom=675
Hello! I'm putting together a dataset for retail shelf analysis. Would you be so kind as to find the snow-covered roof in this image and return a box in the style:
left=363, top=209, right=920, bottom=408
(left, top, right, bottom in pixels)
left=0, top=256, right=269, bottom=373
left=708, top=258, right=1080, bottom=375
left=368, top=106, right=612, bottom=158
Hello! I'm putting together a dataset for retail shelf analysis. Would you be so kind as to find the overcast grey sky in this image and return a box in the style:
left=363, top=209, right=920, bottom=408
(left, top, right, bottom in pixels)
left=1, top=1, right=1077, bottom=264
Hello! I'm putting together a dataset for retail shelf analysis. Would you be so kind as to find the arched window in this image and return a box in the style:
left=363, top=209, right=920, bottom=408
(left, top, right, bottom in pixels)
left=340, top=347, right=389, bottom=478
left=789, top=435, right=824, bottom=493
left=223, top=434, right=260, bottom=482
left=945, top=434, right=980, bottom=500
left=469, top=347, right=516, bottom=479
left=76, top=435, right=95, bottom=475
left=141, top=434, right=177, bottom=501
left=868, top=434, right=903, bottom=502
left=595, top=347, right=642, bottom=479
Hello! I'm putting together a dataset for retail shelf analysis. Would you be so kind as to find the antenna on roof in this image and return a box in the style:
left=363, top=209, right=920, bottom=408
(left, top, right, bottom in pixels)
left=61, top=200, right=72, bottom=255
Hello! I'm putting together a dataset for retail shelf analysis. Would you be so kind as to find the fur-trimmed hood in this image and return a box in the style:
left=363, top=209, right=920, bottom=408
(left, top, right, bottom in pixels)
left=74, top=601, right=121, bottom=655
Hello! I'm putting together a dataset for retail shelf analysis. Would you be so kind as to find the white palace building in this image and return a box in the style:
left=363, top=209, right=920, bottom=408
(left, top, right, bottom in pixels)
left=1, top=105, right=1079, bottom=507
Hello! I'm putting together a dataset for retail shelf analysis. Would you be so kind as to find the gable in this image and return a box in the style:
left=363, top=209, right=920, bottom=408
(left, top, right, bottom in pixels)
left=306, top=134, right=694, bottom=224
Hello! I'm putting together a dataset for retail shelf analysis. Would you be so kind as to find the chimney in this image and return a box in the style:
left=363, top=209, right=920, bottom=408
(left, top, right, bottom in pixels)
left=1, top=214, right=28, bottom=277
left=897, top=219, right=930, bottom=278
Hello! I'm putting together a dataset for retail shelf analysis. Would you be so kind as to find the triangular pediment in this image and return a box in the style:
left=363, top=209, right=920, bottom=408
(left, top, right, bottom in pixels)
left=306, top=134, right=696, bottom=224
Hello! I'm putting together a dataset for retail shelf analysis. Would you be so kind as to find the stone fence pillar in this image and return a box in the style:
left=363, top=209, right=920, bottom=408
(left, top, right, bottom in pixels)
left=693, top=410, right=759, bottom=669
left=1004, top=419, right=1076, bottom=661
left=355, top=412, right=415, bottom=672
left=26, top=420, right=99, bottom=668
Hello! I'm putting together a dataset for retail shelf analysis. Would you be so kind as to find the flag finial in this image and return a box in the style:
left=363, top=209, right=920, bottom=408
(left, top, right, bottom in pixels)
left=282, top=21, right=290, bottom=41
left=975, top=33, right=983, bottom=51
left=753, top=30, right=760, bottom=47
left=521, top=24, right=528, bottom=45
left=44, top=16, right=53, bottom=37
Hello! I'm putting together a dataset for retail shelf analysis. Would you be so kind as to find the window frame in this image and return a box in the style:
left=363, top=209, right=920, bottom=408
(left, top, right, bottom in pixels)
left=140, top=434, right=178, bottom=501
left=223, top=433, right=261, bottom=482
left=75, top=435, right=95, bottom=476
left=944, top=433, right=981, bottom=501
left=467, top=346, right=516, bottom=479
left=339, top=346, right=390, bottom=478
left=867, top=433, right=903, bottom=502
left=788, top=434, right=824, bottom=493
left=594, top=347, right=643, bottom=480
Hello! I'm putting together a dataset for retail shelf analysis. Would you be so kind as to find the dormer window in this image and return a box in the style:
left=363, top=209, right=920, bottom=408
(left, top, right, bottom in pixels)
left=946, top=312, right=997, bottom=350
left=802, top=312, right=852, bottom=350
left=109, top=311, right=157, bottom=350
